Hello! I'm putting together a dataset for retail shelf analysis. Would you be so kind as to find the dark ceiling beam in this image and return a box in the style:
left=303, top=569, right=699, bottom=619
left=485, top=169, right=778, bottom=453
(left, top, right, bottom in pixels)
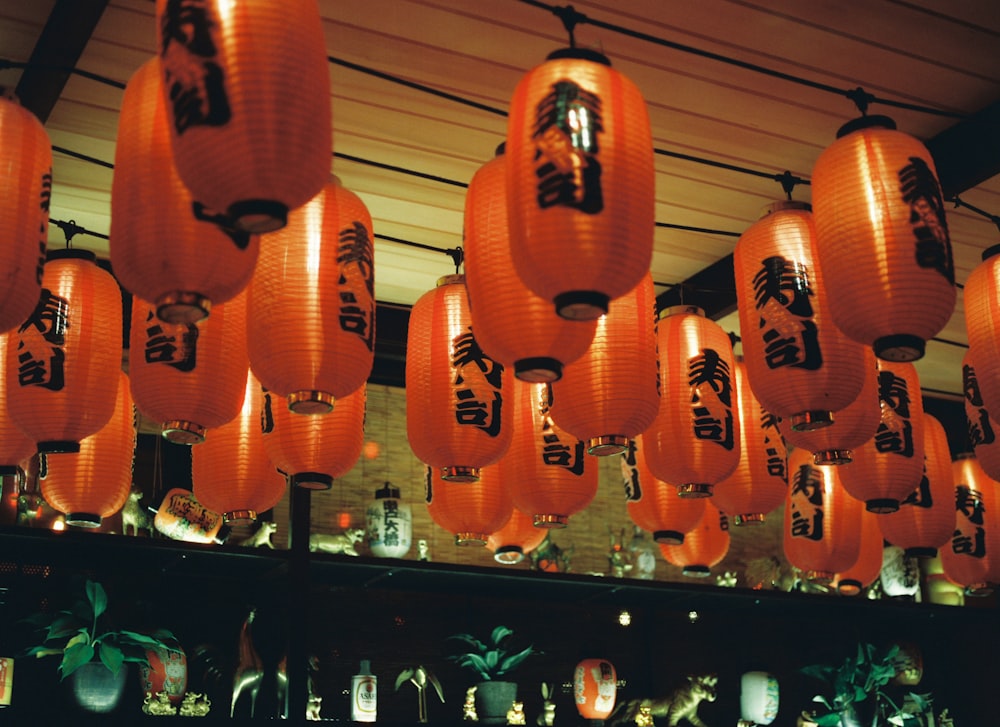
left=14, top=0, right=110, bottom=123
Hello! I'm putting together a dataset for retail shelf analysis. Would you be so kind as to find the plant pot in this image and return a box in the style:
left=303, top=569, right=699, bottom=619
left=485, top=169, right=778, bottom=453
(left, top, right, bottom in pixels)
left=70, top=661, right=128, bottom=714
left=475, top=680, right=517, bottom=725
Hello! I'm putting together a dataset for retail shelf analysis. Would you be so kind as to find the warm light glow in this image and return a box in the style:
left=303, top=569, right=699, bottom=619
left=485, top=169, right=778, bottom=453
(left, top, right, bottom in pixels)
left=617, top=610, right=632, bottom=627
left=363, top=440, right=381, bottom=460
left=338, top=511, right=352, bottom=529
left=51, top=517, right=66, bottom=532
left=687, top=610, right=700, bottom=623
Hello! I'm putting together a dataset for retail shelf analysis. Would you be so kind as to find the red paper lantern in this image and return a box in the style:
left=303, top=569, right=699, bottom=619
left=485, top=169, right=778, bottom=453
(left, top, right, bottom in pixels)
left=963, top=348, right=1000, bottom=479
left=0, top=332, right=35, bottom=475
left=964, top=246, right=1000, bottom=415
left=111, top=57, right=259, bottom=324
left=832, top=509, right=883, bottom=596
left=0, top=91, right=48, bottom=334
left=129, top=291, right=249, bottom=444
left=406, top=275, right=512, bottom=482
left=643, top=306, right=740, bottom=497
left=192, top=369, right=286, bottom=524
left=621, top=436, right=705, bottom=544
left=39, top=371, right=135, bottom=527
left=659, top=503, right=730, bottom=577
left=6, top=250, right=121, bottom=454
left=504, top=381, right=598, bottom=528
left=838, top=360, right=925, bottom=513
left=573, top=658, right=617, bottom=720
left=506, top=48, right=654, bottom=321
left=548, top=272, right=658, bottom=456
left=940, top=455, right=997, bottom=593
left=248, top=178, right=375, bottom=412
left=783, top=447, right=865, bottom=583
left=734, top=200, right=867, bottom=430
left=811, top=116, right=955, bottom=362
left=465, top=147, right=597, bottom=382
left=261, top=384, right=366, bottom=490
left=712, top=360, right=788, bottom=525
left=487, top=507, right=549, bottom=564
left=878, top=412, right=956, bottom=557
left=155, top=0, right=331, bottom=233
left=425, top=464, right=512, bottom=546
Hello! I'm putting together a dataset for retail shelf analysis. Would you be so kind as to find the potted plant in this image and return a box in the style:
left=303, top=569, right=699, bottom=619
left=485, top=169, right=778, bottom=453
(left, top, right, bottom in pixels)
left=21, top=579, right=182, bottom=713
left=447, top=625, right=539, bottom=724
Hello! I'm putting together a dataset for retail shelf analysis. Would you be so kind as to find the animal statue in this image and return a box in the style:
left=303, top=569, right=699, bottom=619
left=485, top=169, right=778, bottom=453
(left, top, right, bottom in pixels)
left=179, top=693, right=212, bottom=718
left=530, top=534, right=574, bottom=573
left=143, top=691, right=177, bottom=716
left=463, top=686, right=478, bottom=721
left=418, top=538, right=431, bottom=561
left=507, top=701, right=526, bottom=725
left=309, top=528, right=365, bottom=556
left=609, top=673, right=719, bottom=727
left=537, top=683, right=555, bottom=727
left=276, top=653, right=321, bottom=720
left=234, top=520, right=277, bottom=549
left=231, top=607, right=264, bottom=718
left=121, top=488, right=154, bottom=537
left=306, top=693, right=323, bottom=721
left=608, top=527, right=633, bottom=578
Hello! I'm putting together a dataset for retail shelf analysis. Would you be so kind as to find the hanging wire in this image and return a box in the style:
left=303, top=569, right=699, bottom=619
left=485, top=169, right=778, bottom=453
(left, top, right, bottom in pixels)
left=951, top=196, right=1000, bottom=232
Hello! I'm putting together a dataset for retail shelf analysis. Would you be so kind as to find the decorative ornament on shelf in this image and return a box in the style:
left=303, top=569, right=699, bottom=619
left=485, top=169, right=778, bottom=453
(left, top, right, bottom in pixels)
left=394, top=665, right=444, bottom=724
left=608, top=673, right=718, bottom=727
left=366, top=481, right=413, bottom=558
left=739, top=670, right=779, bottom=726
left=574, top=658, right=617, bottom=721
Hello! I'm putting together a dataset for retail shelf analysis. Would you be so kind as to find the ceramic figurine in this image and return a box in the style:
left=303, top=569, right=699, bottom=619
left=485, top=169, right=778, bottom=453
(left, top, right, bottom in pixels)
left=122, top=488, right=154, bottom=537
left=418, top=539, right=431, bottom=561
left=231, top=607, right=264, bottom=718
left=179, top=692, right=212, bottom=717
left=309, top=529, right=365, bottom=555
left=608, top=528, right=633, bottom=578
left=507, top=701, right=526, bottom=725
left=634, top=705, right=653, bottom=727
left=306, top=693, right=322, bottom=721
left=609, top=674, right=718, bottom=727
left=464, top=686, right=479, bottom=721
left=143, top=691, right=177, bottom=716
left=537, top=683, right=555, bottom=726
left=234, top=521, right=277, bottom=548
left=716, top=571, right=737, bottom=587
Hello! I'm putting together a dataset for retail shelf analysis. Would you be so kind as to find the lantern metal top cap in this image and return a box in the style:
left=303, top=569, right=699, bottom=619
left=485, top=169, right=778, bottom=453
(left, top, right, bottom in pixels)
left=46, top=248, right=97, bottom=263
left=982, top=243, right=1000, bottom=262
left=761, top=199, right=811, bottom=218
left=658, top=304, right=704, bottom=320
left=836, top=114, right=897, bottom=138
left=545, top=47, right=611, bottom=66
left=375, top=481, right=401, bottom=499
left=436, top=273, right=465, bottom=287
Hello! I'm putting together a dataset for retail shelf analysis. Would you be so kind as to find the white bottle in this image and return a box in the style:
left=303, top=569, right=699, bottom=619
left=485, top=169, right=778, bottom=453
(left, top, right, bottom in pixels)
left=351, top=659, right=377, bottom=722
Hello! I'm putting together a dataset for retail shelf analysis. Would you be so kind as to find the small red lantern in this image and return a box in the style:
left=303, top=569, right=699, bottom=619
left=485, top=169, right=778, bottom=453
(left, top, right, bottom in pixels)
left=811, top=116, right=955, bottom=362
left=487, top=507, right=549, bottom=564
left=0, top=332, right=36, bottom=475
left=506, top=48, right=654, bottom=321
left=0, top=90, right=49, bottom=335
left=6, top=250, right=122, bottom=454
left=425, top=464, right=512, bottom=546
left=406, top=275, right=512, bottom=482
left=963, top=246, right=1000, bottom=416
left=155, top=0, right=331, bottom=233
left=574, top=658, right=617, bottom=721
left=622, top=436, right=705, bottom=544
left=659, top=503, right=730, bottom=577
left=940, top=454, right=997, bottom=594
left=963, top=348, right=1000, bottom=480
left=248, top=178, right=375, bottom=412
left=832, top=509, right=884, bottom=596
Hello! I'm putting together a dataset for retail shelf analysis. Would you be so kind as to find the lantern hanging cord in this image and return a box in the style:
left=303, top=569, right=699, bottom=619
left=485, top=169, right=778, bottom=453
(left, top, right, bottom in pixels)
left=552, top=4, right=584, bottom=48
left=447, top=247, right=464, bottom=273
left=51, top=218, right=108, bottom=246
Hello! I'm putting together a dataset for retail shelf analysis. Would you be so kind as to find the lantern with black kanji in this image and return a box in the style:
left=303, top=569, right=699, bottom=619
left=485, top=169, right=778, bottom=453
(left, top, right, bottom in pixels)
left=111, top=57, right=259, bottom=324
left=643, top=306, right=740, bottom=497
left=487, top=507, right=548, bottom=564
left=406, top=275, right=512, bottom=482
left=962, top=348, right=1000, bottom=480
left=248, top=178, right=375, bottom=412
left=129, top=292, right=249, bottom=444
left=734, top=200, right=867, bottom=430
left=621, top=436, right=705, bottom=545
left=940, top=454, right=997, bottom=594
left=425, top=464, right=512, bottom=546
left=549, top=272, right=658, bottom=456
left=811, top=116, right=955, bottom=362
left=155, top=0, right=331, bottom=233
left=573, top=659, right=617, bottom=721
left=505, top=47, right=654, bottom=321
left=465, top=146, right=596, bottom=383
left=6, top=250, right=121, bottom=454
left=659, top=503, right=730, bottom=578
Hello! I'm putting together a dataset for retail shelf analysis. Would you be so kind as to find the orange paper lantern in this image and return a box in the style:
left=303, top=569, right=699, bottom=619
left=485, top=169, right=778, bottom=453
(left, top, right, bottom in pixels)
left=659, top=503, right=730, bottom=577
left=643, top=306, right=740, bottom=497
left=39, top=371, right=135, bottom=527
left=621, top=436, right=705, bottom=544
left=832, top=509, right=884, bottom=596
left=573, top=658, right=617, bottom=720
left=487, top=507, right=549, bottom=564
left=155, top=0, right=331, bottom=233
left=406, top=275, right=512, bottom=482
left=0, top=332, right=35, bottom=474
left=734, top=201, right=867, bottom=430
left=811, top=116, right=955, bottom=362
left=549, top=273, right=658, bottom=455
left=940, top=455, right=996, bottom=593
left=0, top=90, right=49, bottom=334
left=192, top=370, right=286, bottom=524
left=261, top=384, right=366, bottom=490
left=963, top=349, right=1000, bottom=480
left=506, top=48, right=654, bottom=321
left=129, top=292, right=249, bottom=444
left=425, top=464, right=512, bottom=546
left=963, top=247, right=1000, bottom=416
left=111, top=57, right=259, bottom=324
left=248, top=178, right=375, bottom=412
left=465, top=147, right=596, bottom=382
left=6, top=250, right=121, bottom=454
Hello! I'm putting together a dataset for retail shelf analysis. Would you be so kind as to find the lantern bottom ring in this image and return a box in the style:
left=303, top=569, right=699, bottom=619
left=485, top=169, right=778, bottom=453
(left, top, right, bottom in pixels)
left=813, top=449, right=852, bottom=465
left=288, top=390, right=335, bottom=415
left=64, top=512, right=102, bottom=528
left=156, top=291, right=210, bottom=325
left=677, top=483, right=713, bottom=498
left=291, top=472, right=334, bottom=490
left=493, top=546, right=525, bottom=564
left=162, top=421, right=206, bottom=445
left=554, top=290, right=609, bottom=321
left=789, top=410, right=833, bottom=432
left=0, top=465, right=19, bottom=477
left=441, top=466, right=480, bottom=483
left=837, top=579, right=863, bottom=596
left=38, top=440, right=81, bottom=454
left=514, top=357, right=562, bottom=383
left=587, top=435, right=628, bottom=456
left=682, top=565, right=711, bottom=578
left=533, top=513, right=568, bottom=528
left=804, top=569, right=834, bottom=585
left=874, top=334, right=925, bottom=363
left=865, top=497, right=899, bottom=514
left=224, top=509, right=258, bottom=526
left=454, top=532, right=488, bottom=546
left=653, top=529, right=684, bottom=545
left=733, top=513, right=765, bottom=526
left=228, top=199, right=288, bottom=234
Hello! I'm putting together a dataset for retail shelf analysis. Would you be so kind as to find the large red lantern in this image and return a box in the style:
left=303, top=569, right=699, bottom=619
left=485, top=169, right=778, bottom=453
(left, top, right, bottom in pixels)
left=155, top=0, right=331, bottom=233
left=192, top=369, right=286, bottom=524
left=487, top=507, right=549, bottom=564
left=832, top=509, right=884, bottom=596
left=811, top=116, right=955, bottom=362
left=504, top=381, right=598, bottom=528
left=425, top=464, right=512, bottom=546
left=838, top=360, right=925, bottom=513
left=129, top=292, right=249, bottom=444
left=712, top=360, right=788, bottom=525
left=549, top=272, right=658, bottom=455
left=261, top=384, right=366, bottom=490
left=506, top=48, right=654, bottom=321
left=6, top=250, right=121, bottom=454
left=878, top=412, right=956, bottom=557
left=464, top=147, right=596, bottom=383
left=621, top=436, right=705, bottom=544
left=659, top=503, right=730, bottom=577
left=248, top=178, right=374, bottom=412
left=963, top=349, right=1000, bottom=479
left=643, top=306, right=740, bottom=497
left=40, top=371, right=135, bottom=528
left=573, top=659, right=617, bottom=721
left=0, top=90, right=49, bottom=334
left=406, top=275, right=512, bottom=482
left=734, top=200, right=867, bottom=430
left=963, top=246, right=1000, bottom=416
left=111, top=57, right=259, bottom=324
left=0, top=332, right=35, bottom=475
left=940, top=455, right=996, bottom=594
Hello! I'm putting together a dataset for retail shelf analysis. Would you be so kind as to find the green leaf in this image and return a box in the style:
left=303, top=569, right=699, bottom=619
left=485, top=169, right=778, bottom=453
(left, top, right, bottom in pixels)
left=815, top=714, right=842, bottom=727
left=451, top=653, right=490, bottom=679
left=98, top=643, right=125, bottom=676
left=490, top=626, right=513, bottom=647
left=86, top=581, right=107, bottom=621
left=59, top=641, right=95, bottom=679
left=395, top=669, right=414, bottom=692
left=498, top=645, right=536, bottom=676
left=447, top=634, right=488, bottom=654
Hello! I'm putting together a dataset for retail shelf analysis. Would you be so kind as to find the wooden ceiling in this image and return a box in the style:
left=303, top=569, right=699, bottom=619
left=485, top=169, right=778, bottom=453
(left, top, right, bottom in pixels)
left=2, top=0, right=999, bottom=405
